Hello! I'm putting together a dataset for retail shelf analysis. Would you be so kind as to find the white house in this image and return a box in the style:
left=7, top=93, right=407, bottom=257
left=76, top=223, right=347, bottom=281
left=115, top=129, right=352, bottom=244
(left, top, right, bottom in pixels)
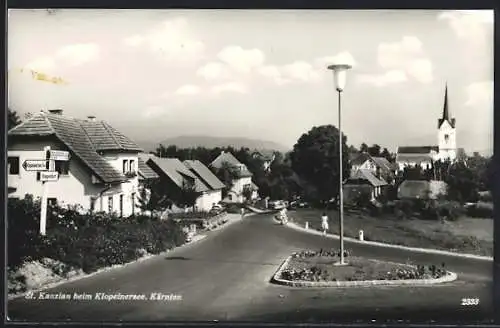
left=350, top=152, right=397, bottom=183
left=396, top=84, right=457, bottom=171
left=144, top=156, right=225, bottom=212
left=183, top=160, right=225, bottom=210
left=210, top=151, right=259, bottom=203
left=8, top=110, right=143, bottom=217
left=251, top=150, right=276, bottom=173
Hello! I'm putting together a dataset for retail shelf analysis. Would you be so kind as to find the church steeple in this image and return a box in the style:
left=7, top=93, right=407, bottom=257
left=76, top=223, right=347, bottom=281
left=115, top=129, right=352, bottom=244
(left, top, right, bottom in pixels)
left=438, top=83, right=455, bottom=128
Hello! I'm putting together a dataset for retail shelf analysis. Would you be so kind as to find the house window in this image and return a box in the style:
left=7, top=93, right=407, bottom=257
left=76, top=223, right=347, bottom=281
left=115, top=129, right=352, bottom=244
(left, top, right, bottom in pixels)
left=122, top=160, right=128, bottom=173
left=90, top=197, right=96, bottom=212
left=55, top=160, right=69, bottom=175
left=119, top=195, right=124, bottom=217
left=131, top=192, right=136, bottom=215
left=444, top=134, right=449, bottom=142
left=129, top=160, right=135, bottom=173
left=228, top=194, right=233, bottom=201
left=108, top=196, right=114, bottom=214
left=47, top=198, right=57, bottom=207
left=8, top=157, right=20, bottom=175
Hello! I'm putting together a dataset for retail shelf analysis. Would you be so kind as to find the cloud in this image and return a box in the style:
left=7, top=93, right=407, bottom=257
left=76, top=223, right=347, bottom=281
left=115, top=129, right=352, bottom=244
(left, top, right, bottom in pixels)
left=465, top=81, right=493, bottom=107
left=123, top=18, right=205, bottom=63
left=359, top=36, right=433, bottom=86
left=210, top=82, right=248, bottom=94
left=257, top=65, right=291, bottom=85
left=315, top=51, right=357, bottom=68
left=175, top=84, right=201, bottom=96
left=196, top=62, right=231, bottom=81
left=217, top=46, right=265, bottom=74
left=281, top=61, right=322, bottom=83
left=142, top=105, right=165, bottom=118
left=438, top=10, right=493, bottom=39
left=23, top=42, right=101, bottom=75
left=357, top=70, right=407, bottom=87
left=56, top=43, right=100, bottom=66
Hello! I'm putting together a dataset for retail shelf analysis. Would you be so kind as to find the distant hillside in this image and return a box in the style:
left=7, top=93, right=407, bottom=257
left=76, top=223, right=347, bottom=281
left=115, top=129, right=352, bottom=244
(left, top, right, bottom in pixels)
left=138, top=136, right=290, bottom=153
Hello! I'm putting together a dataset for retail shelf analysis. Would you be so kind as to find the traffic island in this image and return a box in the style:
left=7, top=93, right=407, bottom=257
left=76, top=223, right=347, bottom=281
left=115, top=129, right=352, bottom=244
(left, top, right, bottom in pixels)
left=271, top=249, right=457, bottom=287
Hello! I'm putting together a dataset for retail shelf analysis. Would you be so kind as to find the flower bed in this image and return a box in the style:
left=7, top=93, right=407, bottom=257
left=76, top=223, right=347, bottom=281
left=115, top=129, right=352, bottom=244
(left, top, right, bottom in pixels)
left=279, top=249, right=448, bottom=282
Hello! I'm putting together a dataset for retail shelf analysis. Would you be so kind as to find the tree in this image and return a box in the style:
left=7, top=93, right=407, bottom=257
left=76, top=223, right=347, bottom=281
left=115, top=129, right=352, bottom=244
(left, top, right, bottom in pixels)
left=380, top=148, right=392, bottom=161
left=8, top=108, right=22, bottom=130
left=290, top=125, right=350, bottom=204
left=367, top=144, right=381, bottom=157
left=242, top=185, right=253, bottom=203
left=212, top=162, right=240, bottom=198
left=178, top=179, right=200, bottom=211
left=444, top=161, right=478, bottom=203
left=137, top=180, right=173, bottom=218
left=359, top=143, right=369, bottom=153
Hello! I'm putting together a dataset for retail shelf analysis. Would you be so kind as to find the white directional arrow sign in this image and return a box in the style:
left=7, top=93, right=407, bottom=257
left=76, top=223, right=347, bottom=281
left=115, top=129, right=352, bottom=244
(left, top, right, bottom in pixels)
left=22, top=159, right=48, bottom=172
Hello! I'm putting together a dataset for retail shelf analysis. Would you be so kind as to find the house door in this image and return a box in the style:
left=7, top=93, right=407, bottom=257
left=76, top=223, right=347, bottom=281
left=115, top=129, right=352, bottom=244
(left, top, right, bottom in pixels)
left=119, top=195, right=124, bottom=217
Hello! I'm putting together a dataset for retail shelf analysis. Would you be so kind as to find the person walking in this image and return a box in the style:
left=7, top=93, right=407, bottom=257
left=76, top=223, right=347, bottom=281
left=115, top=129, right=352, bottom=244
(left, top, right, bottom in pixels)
left=321, top=212, right=329, bottom=235
left=240, top=207, right=245, bottom=220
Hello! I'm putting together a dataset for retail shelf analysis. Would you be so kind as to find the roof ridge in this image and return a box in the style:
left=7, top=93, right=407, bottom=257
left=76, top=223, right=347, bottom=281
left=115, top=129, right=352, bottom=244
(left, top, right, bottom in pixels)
left=8, top=112, right=54, bottom=134
left=101, top=121, right=123, bottom=150
left=77, top=119, right=98, bottom=152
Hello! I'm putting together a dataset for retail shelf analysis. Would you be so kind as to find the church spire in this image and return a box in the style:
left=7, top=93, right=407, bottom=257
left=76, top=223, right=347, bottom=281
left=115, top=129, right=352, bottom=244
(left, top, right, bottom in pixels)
left=442, top=82, right=449, bottom=121
left=438, top=82, right=455, bottom=128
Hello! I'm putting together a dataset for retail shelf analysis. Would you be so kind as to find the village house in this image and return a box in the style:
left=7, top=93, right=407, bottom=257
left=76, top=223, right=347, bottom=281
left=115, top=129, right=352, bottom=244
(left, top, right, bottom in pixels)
left=396, top=84, right=457, bottom=171
left=344, top=169, right=388, bottom=203
left=136, top=154, right=160, bottom=206
left=251, top=150, right=276, bottom=173
left=210, top=151, right=259, bottom=203
left=8, top=109, right=143, bottom=217
left=350, top=152, right=397, bottom=183
left=144, top=156, right=225, bottom=212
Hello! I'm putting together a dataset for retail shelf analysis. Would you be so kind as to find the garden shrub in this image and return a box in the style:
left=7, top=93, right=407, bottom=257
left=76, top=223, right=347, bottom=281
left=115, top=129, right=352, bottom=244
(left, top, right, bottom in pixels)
left=8, top=195, right=186, bottom=273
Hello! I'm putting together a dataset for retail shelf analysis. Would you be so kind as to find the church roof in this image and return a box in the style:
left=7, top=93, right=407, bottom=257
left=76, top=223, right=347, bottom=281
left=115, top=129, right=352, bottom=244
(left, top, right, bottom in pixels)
left=397, top=146, right=439, bottom=154
left=438, top=83, right=456, bottom=128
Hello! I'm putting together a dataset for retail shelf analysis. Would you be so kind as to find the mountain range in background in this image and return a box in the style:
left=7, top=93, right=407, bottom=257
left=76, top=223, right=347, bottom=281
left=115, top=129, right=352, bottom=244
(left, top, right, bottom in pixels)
left=137, top=135, right=291, bottom=153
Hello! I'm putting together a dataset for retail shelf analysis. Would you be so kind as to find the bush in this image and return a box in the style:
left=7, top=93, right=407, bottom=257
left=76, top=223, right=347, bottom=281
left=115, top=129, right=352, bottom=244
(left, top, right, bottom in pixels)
left=8, top=195, right=187, bottom=273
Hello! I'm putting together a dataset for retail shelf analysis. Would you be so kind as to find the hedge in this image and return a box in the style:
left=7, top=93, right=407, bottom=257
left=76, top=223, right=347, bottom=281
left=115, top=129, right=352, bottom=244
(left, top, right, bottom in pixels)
left=7, top=195, right=186, bottom=272
left=383, top=199, right=465, bottom=221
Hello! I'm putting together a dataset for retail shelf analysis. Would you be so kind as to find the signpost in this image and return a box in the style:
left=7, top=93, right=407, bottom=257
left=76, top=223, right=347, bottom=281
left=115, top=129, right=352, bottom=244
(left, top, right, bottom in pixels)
left=49, top=150, right=70, bottom=161
left=22, top=159, right=49, bottom=171
left=40, top=171, right=59, bottom=182
left=21, top=147, right=70, bottom=235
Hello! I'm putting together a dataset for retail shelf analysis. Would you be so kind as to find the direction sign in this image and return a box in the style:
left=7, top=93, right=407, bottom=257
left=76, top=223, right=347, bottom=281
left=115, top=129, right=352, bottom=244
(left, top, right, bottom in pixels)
left=40, top=171, right=59, bottom=182
left=22, top=159, right=48, bottom=172
left=49, top=150, right=70, bottom=161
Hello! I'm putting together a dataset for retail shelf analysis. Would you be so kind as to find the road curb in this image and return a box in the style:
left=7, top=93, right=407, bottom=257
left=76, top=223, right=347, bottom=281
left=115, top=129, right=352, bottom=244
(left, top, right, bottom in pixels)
left=271, top=254, right=458, bottom=288
left=286, top=222, right=493, bottom=262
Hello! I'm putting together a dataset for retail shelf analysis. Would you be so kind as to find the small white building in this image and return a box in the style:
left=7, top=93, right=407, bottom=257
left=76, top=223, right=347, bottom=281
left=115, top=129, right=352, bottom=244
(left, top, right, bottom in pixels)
left=396, top=84, right=457, bottom=171
left=210, top=151, right=259, bottom=203
left=8, top=110, right=143, bottom=217
left=144, top=156, right=225, bottom=212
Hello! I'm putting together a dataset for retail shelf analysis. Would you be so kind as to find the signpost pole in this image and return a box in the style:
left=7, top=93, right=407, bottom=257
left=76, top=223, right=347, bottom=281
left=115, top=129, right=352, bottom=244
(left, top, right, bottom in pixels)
left=40, top=146, right=51, bottom=236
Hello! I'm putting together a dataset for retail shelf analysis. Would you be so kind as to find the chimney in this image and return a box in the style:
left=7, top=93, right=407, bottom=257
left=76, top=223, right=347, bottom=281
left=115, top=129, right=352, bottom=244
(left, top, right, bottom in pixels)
left=48, top=109, right=63, bottom=115
left=87, top=115, right=96, bottom=122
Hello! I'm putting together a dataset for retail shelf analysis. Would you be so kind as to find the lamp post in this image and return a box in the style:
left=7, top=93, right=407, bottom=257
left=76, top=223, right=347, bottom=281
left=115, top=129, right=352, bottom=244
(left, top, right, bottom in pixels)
left=327, top=63, right=352, bottom=265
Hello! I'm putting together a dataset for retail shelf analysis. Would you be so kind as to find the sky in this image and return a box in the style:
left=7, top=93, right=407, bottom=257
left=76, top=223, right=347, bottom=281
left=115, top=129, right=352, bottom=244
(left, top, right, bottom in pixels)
left=7, top=9, right=494, bottom=154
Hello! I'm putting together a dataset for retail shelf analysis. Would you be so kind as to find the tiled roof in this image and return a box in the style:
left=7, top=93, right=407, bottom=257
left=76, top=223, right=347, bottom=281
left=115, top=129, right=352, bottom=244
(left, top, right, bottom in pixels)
left=79, top=120, right=142, bottom=152
left=350, top=152, right=371, bottom=166
left=210, top=151, right=253, bottom=178
left=138, top=158, right=159, bottom=180
left=147, top=157, right=209, bottom=192
left=251, top=182, right=259, bottom=190
left=183, top=160, right=226, bottom=191
left=347, top=169, right=387, bottom=187
left=396, top=154, right=434, bottom=164
left=8, top=112, right=128, bottom=183
left=397, top=146, right=438, bottom=154
left=371, top=157, right=395, bottom=172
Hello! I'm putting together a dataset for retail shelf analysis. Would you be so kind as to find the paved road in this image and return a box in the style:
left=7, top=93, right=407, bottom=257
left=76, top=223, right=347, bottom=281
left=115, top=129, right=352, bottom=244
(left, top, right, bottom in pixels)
left=8, top=213, right=494, bottom=323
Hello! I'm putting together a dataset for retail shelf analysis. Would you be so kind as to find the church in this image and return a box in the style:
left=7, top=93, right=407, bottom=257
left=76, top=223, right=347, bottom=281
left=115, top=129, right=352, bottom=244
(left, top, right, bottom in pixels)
left=395, top=84, right=457, bottom=171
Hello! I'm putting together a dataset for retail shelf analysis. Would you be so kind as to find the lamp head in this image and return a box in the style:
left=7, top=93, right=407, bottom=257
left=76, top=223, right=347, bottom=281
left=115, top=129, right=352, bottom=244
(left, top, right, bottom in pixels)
left=327, top=64, right=352, bottom=92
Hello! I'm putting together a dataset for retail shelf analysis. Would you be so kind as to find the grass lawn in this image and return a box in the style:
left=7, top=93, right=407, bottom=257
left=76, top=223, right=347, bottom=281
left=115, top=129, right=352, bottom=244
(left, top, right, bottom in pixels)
left=288, top=209, right=493, bottom=257
left=280, top=253, right=447, bottom=282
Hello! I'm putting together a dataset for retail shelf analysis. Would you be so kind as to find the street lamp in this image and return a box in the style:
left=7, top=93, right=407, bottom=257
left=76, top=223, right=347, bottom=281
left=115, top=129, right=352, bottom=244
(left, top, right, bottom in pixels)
left=327, top=63, right=352, bottom=265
